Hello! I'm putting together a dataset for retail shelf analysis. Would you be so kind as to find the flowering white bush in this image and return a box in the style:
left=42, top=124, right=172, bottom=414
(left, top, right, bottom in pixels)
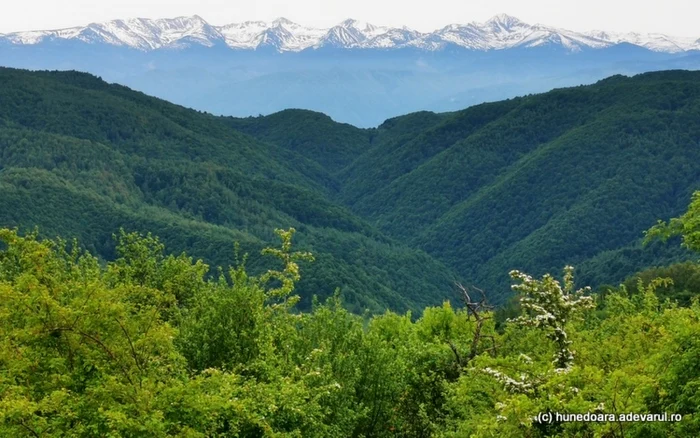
left=483, top=367, right=534, bottom=394
left=508, top=266, right=595, bottom=370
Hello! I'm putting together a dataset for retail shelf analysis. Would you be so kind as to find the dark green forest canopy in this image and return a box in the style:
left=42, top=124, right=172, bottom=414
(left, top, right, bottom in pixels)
left=0, top=68, right=457, bottom=313
left=1, top=67, right=700, bottom=308
left=224, top=69, right=700, bottom=302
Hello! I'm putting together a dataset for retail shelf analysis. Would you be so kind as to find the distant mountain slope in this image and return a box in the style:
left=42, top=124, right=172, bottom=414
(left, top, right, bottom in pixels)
left=226, top=109, right=372, bottom=174
left=3, top=67, right=700, bottom=307
left=237, top=71, right=700, bottom=303
left=0, top=67, right=460, bottom=313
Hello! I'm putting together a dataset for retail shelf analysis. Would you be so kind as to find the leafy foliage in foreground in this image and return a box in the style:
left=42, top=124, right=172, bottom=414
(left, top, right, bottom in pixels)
left=2, top=210, right=700, bottom=436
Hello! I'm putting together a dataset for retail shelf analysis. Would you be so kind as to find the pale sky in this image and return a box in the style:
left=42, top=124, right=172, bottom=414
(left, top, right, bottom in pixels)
left=1, top=0, right=698, bottom=37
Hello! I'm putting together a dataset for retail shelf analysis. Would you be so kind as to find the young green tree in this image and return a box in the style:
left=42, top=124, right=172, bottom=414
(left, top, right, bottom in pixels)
left=646, top=190, right=700, bottom=253
left=0, top=229, right=186, bottom=436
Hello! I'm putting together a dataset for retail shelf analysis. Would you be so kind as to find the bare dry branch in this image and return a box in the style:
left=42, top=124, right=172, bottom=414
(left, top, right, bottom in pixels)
left=453, top=282, right=496, bottom=364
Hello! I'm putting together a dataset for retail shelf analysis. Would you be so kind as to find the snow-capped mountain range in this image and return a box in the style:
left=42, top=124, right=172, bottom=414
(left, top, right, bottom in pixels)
left=2, top=13, right=699, bottom=53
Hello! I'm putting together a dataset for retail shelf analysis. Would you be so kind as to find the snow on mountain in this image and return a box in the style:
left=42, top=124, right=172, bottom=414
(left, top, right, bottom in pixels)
left=2, top=14, right=698, bottom=54
left=2, top=15, right=223, bottom=49
left=410, top=15, right=609, bottom=52
left=515, top=25, right=610, bottom=51
left=364, top=27, right=424, bottom=49
left=316, top=25, right=364, bottom=48
left=270, top=18, right=327, bottom=51
left=150, top=15, right=224, bottom=48
left=585, top=30, right=700, bottom=53
left=218, top=21, right=269, bottom=49
left=315, top=19, right=391, bottom=48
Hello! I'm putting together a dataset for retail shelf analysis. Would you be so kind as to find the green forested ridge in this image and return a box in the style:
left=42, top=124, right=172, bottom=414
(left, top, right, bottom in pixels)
left=225, top=109, right=373, bottom=174
left=233, top=70, right=700, bottom=303
left=2, top=193, right=700, bottom=436
left=0, top=68, right=459, bottom=313
left=2, top=67, right=700, bottom=309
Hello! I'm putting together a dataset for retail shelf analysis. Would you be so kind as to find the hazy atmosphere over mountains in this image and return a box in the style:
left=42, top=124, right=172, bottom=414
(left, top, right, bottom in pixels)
left=2, top=13, right=700, bottom=126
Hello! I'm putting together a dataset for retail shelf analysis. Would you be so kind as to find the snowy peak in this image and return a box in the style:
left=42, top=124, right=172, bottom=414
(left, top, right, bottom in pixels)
left=424, top=15, right=609, bottom=51
left=366, top=27, right=423, bottom=49
left=272, top=17, right=295, bottom=26
left=219, top=21, right=269, bottom=49
left=220, top=17, right=325, bottom=51
left=485, top=13, right=523, bottom=30
left=257, top=25, right=295, bottom=49
left=151, top=15, right=224, bottom=48
left=3, top=15, right=224, bottom=49
left=318, top=22, right=367, bottom=48
left=319, top=26, right=365, bottom=47
left=316, top=19, right=390, bottom=48
left=2, top=14, right=699, bottom=53
left=84, top=15, right=225, bottom=49
left=340, top=19, right=384, bottom=36
left=583, top=30, right=700, bottom=53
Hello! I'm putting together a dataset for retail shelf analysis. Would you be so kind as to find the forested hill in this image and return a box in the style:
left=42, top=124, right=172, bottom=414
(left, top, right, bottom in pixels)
left=2, top=68, right=700, bottom=308
left=0, top=67, right=459, bottom=314
left=233, top=71, right=700, bottom=301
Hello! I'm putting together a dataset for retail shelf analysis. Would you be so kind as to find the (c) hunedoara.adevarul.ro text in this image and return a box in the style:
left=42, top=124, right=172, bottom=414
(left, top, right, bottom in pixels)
left=535, top=411, right=683, bottom=424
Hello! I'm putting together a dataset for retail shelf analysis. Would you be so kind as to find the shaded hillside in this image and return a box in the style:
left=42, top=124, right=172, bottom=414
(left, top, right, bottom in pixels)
left=0, top=68, right=459, bottom=313
left=3, top=67, right=700, bottom=307
left=237, top=71, right=700, bottom=303
left=226, top=109, right=372, bottom=175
